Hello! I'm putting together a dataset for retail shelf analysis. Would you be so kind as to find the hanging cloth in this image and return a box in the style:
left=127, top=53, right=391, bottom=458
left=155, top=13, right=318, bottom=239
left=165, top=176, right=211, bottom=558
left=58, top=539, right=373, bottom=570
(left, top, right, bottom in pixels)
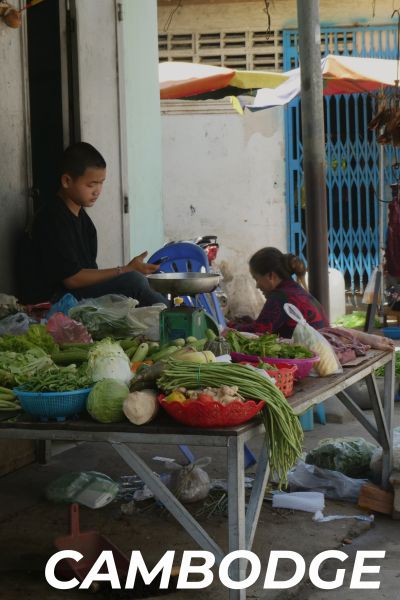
left=385, top=184, right=400, bottom=277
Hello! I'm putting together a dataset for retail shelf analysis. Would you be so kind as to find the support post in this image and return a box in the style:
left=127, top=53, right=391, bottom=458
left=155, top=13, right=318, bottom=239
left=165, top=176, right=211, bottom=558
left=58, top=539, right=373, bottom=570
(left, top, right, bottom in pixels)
left=297, top=0, right=330, bottom=314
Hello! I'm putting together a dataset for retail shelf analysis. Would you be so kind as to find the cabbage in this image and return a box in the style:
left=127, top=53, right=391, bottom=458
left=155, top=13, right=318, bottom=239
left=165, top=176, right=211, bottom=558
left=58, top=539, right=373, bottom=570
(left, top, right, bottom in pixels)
left=87, top=338, right=132, bottom=385
left=87, top=379, right=129, bottom=423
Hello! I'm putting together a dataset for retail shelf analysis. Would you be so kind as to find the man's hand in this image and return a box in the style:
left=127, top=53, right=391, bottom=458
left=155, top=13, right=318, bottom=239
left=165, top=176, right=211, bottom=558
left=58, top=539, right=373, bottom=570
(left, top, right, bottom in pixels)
left=127, top=251, right=159, bottom=275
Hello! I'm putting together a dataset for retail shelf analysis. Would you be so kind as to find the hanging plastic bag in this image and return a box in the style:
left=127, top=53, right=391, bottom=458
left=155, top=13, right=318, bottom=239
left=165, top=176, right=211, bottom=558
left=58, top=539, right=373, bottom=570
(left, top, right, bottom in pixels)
left=46, top=312, right=93, bottom=344
left=69, top=295, right=166, bottom=340
left=45, top=471, right=119, bottom=509
left=288, top=461, right=367, bottom=503
left=163, top=457, right=211, bottom=504
left=0, top=312, right=34, bottom=336
left=47, top=293, right=78, bottom=319
left=362, top=268, right=381, bottom=305
left=284, top=303, right=342, bottom=376
left=306, top=437, right=376, bottom=478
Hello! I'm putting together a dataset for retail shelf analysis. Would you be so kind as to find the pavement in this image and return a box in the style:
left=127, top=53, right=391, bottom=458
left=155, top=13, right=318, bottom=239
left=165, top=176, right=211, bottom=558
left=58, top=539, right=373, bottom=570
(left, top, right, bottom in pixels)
left=0, top=404, right=399, bottom=600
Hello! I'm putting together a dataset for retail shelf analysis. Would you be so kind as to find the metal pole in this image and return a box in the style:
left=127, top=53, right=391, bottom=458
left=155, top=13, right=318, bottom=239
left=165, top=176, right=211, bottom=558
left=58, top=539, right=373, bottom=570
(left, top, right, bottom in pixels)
left=379, top=140, right=385, bottom=293
left=297, top=0, right=330, bottom=314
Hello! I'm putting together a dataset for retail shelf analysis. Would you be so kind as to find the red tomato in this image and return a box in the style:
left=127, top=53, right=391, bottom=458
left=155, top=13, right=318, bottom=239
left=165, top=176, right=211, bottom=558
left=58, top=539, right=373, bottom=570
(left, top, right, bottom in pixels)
left=197, top=393, right=215, bottom=404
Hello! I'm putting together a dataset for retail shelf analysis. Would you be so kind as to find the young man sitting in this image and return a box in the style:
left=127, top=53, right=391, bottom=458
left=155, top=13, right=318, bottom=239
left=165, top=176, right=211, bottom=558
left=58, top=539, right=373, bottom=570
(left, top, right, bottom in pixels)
left=28, top=142, right=166, bottom=306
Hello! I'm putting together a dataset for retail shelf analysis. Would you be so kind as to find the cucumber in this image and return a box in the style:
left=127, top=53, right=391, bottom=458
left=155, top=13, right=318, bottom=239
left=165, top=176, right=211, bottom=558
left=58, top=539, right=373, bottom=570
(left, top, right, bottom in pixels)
left=190, top=338, right=207, bottom=351
left=0, top=400, right=21, bottom=411
left=131, top=343, right=149, bottom=362
left=51, top=350, right=89, bottom=365
left=119, top=338, right=139, bottom=351
left=0, top=386, right=15, bottom=399
left=126, top=343, right=141, bottom=359
left=206, top=328, right=217, bottom=342
left=150, top=345, right=179, bottom=362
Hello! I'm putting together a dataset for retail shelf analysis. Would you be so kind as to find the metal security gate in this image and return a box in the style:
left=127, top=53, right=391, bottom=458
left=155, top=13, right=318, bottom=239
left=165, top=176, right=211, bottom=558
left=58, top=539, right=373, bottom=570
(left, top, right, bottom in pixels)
left=284, top=26, right=398, bottom=293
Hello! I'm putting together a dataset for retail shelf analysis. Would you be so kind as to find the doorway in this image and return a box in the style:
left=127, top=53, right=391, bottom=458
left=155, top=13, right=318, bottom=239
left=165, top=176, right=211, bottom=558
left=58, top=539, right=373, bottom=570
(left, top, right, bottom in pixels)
left=27, top=0, right=79, bottom=211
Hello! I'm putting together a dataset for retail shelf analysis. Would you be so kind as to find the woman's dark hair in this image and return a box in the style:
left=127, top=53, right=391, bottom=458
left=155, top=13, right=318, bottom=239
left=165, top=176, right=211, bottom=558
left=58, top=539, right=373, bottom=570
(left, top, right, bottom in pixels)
left=60, top=142, right=106, bottom=179
left=249, top=247, right=307, bottom=286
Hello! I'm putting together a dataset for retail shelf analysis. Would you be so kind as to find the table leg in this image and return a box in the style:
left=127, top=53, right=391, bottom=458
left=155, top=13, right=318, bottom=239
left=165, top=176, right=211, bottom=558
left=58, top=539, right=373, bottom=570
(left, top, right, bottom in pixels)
left=246, top=440, right=269, bottom=551
left=36, top=440, right=51, bottom=464
left=382, top=353, right=395, bottom=488
left=227, top=436, right=246, bottom=600
left=112, top=441, right=224, bottom=563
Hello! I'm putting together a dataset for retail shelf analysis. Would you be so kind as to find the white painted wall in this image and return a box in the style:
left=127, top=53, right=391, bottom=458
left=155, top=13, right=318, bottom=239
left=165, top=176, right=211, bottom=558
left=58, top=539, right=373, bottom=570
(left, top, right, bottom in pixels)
left=0, top=15, right=29, bottom=294
left=75, top=0, right=125, bottom=269
left=161, top=101, right=286, bottom=318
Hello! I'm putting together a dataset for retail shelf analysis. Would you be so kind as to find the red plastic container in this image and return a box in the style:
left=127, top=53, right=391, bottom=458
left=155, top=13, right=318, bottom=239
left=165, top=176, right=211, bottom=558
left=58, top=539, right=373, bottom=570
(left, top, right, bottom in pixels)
left=159, top=395, right=265, bottom=428
left=230, top=351, right=319, bottom=380
left=54, top=503, right=129, bottom=582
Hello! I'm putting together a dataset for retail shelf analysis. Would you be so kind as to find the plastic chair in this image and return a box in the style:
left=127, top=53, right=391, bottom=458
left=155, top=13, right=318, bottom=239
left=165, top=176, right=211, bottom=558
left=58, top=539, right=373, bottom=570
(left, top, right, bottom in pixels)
left=148, top=242, right=226, bottom=328
left=149, top=242, right=255, bottom=469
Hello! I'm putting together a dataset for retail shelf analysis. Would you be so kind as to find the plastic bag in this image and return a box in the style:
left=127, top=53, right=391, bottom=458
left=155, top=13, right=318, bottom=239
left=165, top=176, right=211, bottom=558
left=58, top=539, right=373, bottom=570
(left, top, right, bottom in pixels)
left=129, top=304, right=168, bottom=341
left=46, top=312, right=93, bottom=344
left=0, top=312, right=34, bottom=336
left=69, top=294, right=166, bottom=340
left=362, top=268, right=381, bottom=305
left=0, top=294, right=19, bottom=319
left=306, top=437, right=376, bottom=478
left=370, top=426, right=400, bottom=481
left=45, top=471, right=119, bottom=509
left=284, top=303, right=342, bottom=376
left=288, top=461, right=367, bottom=503
left=163, top=457, right=211, bottom=504
left=272, top=490, right=325, bottom=513
left=47, top=293, right=78, bottom=318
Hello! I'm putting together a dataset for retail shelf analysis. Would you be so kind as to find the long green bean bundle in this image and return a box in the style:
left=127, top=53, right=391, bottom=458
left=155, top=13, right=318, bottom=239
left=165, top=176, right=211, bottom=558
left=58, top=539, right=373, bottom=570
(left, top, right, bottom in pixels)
left=158, top=360, right=304, bottom=486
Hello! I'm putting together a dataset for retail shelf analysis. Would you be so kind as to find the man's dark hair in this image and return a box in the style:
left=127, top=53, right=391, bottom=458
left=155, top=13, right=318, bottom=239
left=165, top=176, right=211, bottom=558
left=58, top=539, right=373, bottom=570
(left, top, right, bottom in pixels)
left=60, top=142, right=106, bottom=179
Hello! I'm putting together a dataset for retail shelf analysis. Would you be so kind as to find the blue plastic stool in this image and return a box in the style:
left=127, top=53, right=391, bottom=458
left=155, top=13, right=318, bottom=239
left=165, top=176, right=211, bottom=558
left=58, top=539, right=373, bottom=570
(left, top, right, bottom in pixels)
left=299, top=409, right=314, bottom=432
left=314, top=403, right=326, bottom=424
left=299, top=403, right=326, bottom=432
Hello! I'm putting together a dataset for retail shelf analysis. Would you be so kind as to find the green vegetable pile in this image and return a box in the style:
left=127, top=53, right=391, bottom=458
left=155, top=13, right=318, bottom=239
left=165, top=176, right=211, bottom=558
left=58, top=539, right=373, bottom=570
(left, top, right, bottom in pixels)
left=158, top=360, right=304, bottom=487
left=18, top=364, right=92, bottom=393
left=335, top=311, right=381, bottom=330
left=0, top=325, right=58, bottom=355
left=226, top=331, right=313, bottom=359
left=0, top=347, right=54, bottom=387
left=306, top=437, right=376, bottom=478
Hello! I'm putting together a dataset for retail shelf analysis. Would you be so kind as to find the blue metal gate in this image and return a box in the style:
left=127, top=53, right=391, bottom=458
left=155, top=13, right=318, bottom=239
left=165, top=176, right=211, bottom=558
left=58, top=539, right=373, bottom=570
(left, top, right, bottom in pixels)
left=283, top=26, right=398, bottom=293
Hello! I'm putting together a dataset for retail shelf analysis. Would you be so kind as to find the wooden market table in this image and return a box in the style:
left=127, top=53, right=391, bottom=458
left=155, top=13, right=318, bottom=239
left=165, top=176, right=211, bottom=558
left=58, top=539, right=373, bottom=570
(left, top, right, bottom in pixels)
left=0, top=349, right=395, bottom=600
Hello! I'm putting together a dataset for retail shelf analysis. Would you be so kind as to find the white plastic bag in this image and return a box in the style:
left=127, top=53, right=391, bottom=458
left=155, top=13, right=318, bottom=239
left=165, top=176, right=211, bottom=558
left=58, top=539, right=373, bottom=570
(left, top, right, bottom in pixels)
left=284, top=303, right=342, bottom=376
left=288, top=461, right=367, bottom=503
left=163, top=457, right=211, bottom=503
left=69, top=294, right=166, bottom=340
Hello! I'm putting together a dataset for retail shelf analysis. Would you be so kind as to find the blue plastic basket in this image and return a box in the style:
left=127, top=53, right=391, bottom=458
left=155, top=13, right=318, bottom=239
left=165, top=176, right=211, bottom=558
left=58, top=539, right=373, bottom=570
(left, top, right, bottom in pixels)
left=13, top=387, right=92, bottom=422
left=382, top=327, right=400, bottom=340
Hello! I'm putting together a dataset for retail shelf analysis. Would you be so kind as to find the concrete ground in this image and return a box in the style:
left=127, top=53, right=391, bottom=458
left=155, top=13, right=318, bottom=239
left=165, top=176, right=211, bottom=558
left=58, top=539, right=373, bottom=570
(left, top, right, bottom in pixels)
left=0, top=404, right=399, bottom=600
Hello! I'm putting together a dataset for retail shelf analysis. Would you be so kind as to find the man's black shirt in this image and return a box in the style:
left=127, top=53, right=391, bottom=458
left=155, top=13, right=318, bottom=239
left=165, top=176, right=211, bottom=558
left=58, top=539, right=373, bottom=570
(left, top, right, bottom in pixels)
left=30, top=196, right=98, bottom=301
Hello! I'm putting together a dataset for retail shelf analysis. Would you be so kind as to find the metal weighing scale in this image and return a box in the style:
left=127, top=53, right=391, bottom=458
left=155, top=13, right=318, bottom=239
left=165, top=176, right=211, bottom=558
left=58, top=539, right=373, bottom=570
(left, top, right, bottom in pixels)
left=148, top=273, right=221, bottom=345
